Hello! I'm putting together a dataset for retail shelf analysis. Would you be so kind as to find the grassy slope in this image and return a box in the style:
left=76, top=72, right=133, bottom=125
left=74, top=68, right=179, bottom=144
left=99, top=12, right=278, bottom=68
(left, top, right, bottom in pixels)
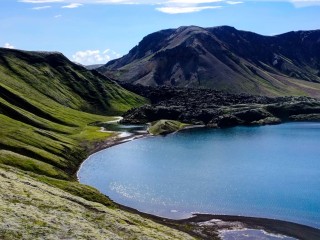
left=0, top=48, right=145, bottom=115
left=0, top=48, right=194, bottom=239
left=148, top=120, right=189, bottom=135
left=0, top=166, right=194, bottom=240
left=0, top=48, right=146, bottom=179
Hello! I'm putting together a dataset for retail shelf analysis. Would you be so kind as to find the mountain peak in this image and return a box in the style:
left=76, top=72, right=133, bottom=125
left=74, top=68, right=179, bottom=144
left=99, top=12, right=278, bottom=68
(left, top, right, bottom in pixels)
left=98, top=26, right=320, bottom=97
left=175, top=25, right=206, bottom=33
left=208, top=25, right=237, bottom=31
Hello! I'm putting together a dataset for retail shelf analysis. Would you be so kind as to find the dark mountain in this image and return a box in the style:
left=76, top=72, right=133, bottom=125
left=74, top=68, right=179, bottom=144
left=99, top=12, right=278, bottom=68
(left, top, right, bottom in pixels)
left=98, top=26, right=320, bottom=97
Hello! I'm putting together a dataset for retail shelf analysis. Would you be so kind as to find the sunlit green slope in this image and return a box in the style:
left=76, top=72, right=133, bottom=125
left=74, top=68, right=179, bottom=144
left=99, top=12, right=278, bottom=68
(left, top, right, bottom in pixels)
left=0, top=48, right=191, bottom=240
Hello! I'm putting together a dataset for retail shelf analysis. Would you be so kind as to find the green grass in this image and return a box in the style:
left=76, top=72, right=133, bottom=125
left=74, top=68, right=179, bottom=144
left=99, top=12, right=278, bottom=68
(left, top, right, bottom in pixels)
left=0, top=49, right=195, bottom=239
left=148, top=119, right=189, bottom=135
left=0, top=48, right=146, bottom=115
left=34, top=174, right=116, bottom=207
left=0, top=165, right=195, bottom=240
left=0, top=96, right=118, bottom=205
left=0, top=150, right=69, bottom=180
left=0, top=48, right=147, bottom=203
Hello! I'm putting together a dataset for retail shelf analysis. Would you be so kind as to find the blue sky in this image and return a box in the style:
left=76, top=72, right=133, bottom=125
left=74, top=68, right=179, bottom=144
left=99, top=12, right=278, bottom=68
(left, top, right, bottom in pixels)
left=1, top=0, right=320, bottom=65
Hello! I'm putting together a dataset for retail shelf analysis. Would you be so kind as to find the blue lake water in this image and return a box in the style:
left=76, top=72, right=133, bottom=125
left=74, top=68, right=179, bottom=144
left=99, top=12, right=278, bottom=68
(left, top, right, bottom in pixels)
left=78, top=122, right=320, bottom=228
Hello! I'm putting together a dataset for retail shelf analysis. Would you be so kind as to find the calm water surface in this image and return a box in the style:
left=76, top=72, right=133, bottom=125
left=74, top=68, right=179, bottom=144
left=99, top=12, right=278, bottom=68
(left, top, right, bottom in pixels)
left=78, top=122, right=320, bottom=228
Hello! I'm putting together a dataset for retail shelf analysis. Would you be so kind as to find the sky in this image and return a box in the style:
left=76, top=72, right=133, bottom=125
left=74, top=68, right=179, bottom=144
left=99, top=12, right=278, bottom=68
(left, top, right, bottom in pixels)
left=0, top=0, right=320, bottom=65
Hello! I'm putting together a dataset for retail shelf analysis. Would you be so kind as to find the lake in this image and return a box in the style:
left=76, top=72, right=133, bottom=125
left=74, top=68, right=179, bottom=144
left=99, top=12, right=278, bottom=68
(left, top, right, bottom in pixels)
left=78, top=122, right=320, bottom=228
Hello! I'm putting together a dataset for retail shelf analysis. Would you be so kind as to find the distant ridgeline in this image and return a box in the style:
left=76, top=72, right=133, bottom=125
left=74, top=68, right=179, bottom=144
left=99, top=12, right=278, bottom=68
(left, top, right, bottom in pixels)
left=98, top=26, right=320, bottom=97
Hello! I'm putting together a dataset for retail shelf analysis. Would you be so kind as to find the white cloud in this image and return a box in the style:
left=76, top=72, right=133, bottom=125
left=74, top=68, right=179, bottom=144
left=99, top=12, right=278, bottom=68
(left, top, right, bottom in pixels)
left=32, top=5, right=52, bottom=9
left=18, top=0, right=225, bottom=4
left=167, top=0, right=222, bottom=4
left=226, top=1, right=243, bottom=4
left=19, top=0, right=320, bottom=14
left=103, top=49, right=110, bottom=54
left=72, top=49, right=121, bottom=65
left=17, top=0, right=320, bottom=4
left=54, top=14, right=62, bottom=17
left=19, top=0, right=142, bottom=3
left=19, top=0, right=226, bottom=14
left=290, top=0, right=320, bottom=7
left=157, top=5, right=221, bottom=13
left=155, top=0, right=223, bottom=13
left=3, top=43, right=15, bottom=49
left=62, top=3, right=83, bottom=8
left=19, top=0, right=63, bottom=3
left=290, top=0, right=320, bottom=2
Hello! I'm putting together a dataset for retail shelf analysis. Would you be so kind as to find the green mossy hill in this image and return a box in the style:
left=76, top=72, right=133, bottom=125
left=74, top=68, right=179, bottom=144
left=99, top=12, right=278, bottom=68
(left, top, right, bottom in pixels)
left=0, top=47, right=150, bottom=231
left=0, top=47, right=147, bottom=178
left=0, top=48, right=145, bottom=115
left=148, top=120, right=189, bottom=135
left=0, top=48, right=191, bottom=239
left=0, top=166, right=195, bottom=240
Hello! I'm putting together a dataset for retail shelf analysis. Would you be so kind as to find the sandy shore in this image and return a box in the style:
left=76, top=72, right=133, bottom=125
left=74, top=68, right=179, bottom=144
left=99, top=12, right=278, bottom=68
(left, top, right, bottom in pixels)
left=77, top=121, right=320, bottom=240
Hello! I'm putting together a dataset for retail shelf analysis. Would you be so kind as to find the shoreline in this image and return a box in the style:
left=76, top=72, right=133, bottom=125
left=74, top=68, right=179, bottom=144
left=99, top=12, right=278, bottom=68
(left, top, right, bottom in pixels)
left=178, top=214, right=320, bottom=240
left=76, top=132, right=149, bottom=181
left=77, top=121, right=320, bottom=240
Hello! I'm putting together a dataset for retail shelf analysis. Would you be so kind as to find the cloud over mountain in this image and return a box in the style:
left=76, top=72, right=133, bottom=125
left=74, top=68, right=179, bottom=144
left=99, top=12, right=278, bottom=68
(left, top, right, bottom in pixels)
left=72, top=49, right=121, bottom=65
left=3, top=43, right=15, bottom=49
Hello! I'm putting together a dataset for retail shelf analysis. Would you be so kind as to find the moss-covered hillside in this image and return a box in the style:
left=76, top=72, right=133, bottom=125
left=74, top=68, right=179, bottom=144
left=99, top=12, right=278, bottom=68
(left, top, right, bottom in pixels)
left=0, top=47, right=146, bottom=179
left=148, top=120, right=189, bottom=135
left=0, top=166, right=194, bottom=240
left=0, top=48, right=145, bottom=115
left=0, top=48, right=194, bottom=239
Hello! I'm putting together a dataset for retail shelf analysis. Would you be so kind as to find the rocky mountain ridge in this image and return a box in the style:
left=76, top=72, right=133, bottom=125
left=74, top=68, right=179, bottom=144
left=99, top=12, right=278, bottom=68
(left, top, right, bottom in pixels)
left=99, top=26, right=320, bottom=97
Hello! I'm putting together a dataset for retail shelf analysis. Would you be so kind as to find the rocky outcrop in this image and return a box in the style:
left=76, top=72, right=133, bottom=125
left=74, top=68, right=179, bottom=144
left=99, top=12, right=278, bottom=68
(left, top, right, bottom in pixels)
left=121, top=85, right=320, bottom=127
